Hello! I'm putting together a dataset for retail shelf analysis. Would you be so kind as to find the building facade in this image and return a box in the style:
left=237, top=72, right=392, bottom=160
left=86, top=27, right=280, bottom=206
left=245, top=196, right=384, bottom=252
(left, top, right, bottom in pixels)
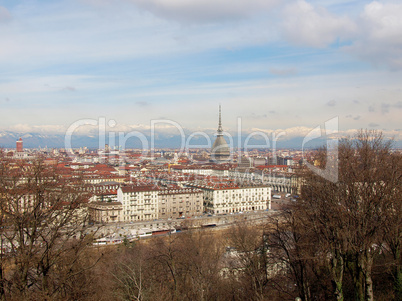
left=158, top=188, right=203, bottom=219
left=16, top=138, right=23, bottom=152
left=117, top=186, right=159, bottom=222
left=88, top=201, right=123, bottom=223
left=201, top=185, right=271, bottom=214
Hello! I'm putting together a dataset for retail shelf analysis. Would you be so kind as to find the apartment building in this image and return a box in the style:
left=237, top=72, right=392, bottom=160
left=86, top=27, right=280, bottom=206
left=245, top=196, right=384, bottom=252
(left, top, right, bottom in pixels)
left=158, top=188, right=203, bottom=219
left=198, top=184, right=271, bottom=214
left=88, top=201, right=123, bottom=223
left=117, top=185, right=159, bottom=222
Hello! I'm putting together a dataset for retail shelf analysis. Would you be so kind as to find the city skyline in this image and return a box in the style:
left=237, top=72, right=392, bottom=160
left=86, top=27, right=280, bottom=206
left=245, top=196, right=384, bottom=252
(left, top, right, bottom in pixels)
left=1, top=0, right=401, bottom=143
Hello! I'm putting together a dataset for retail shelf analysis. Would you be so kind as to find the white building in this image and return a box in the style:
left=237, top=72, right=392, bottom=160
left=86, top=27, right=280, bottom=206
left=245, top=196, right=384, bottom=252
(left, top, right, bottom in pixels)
left=88, top=202, right=123, bottom=223
left=117, top=186, right=159, bottom=222
left=171, top=166, right=214, bottom=176
left=196, top=185, right=271, bottom=214
left=170, top=165, right=231, bottom=178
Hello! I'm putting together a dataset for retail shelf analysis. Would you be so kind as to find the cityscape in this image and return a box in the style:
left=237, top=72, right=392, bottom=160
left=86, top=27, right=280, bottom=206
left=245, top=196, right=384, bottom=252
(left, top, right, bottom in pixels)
left=1, top=1, right=401, bottom=300
left=4, top=107, right=300, bottom=224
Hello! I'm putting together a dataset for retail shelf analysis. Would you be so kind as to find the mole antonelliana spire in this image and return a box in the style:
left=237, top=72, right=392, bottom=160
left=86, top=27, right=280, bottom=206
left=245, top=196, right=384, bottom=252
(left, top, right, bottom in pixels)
left=218, top=104, right=223, bottom=133
left=211, top=105, right=230, bottom=163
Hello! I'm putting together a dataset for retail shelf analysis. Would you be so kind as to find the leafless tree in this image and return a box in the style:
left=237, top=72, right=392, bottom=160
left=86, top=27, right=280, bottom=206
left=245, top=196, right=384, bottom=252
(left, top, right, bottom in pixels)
left=227, top=222, right=271, bottom=301
left=0, top=153, right=99, bottom=300
left=298, top=130, right=401, bottom=301
left=379, top=151, right=402, bottom=300
left=111, top=243, right=147, bottom=301
left=266, top=207, right=332, bottom=301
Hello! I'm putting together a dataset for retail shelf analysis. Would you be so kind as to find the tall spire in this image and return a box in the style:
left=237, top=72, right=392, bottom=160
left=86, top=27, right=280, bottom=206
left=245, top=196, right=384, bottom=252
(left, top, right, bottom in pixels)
left=218, top=104, right=223, bottom=134
left=211, top=104, right=230, bottom=163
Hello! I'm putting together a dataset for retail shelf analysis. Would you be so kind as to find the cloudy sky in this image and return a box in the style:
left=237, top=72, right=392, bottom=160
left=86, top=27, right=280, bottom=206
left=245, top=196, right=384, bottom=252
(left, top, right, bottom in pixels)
left=0, top=0, right=401, bottom=140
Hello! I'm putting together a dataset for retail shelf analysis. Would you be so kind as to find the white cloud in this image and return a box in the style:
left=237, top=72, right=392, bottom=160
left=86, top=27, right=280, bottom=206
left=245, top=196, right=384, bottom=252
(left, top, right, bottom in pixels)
left=102, top=0, right=280, bottom=24
left=0, top=0, right=401, bottom=137
left=249, top=126, right=313, bottom=139
left=269, top=67, right=298, bottom=76
left=281, top=0, right=356, bottom=48
left=362, top=1, right=402, bottom=43
left=0, top=75, right=96, bottom=95
left=0, top=6, right=11, bottom=23
left=345, top=1, right=402, bottom=69
left=327, top=99, right=336, bottom=106
left=0, top=1, right=279, bottom=70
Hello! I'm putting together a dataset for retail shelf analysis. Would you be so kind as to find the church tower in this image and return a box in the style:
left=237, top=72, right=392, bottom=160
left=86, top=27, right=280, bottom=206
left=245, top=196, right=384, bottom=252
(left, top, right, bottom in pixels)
left=211, top=105, right=230, bottom=163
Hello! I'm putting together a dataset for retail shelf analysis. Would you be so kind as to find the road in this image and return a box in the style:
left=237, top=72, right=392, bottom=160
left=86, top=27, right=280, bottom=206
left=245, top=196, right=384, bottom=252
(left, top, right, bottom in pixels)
left=88, top=209, right=282, bottom=238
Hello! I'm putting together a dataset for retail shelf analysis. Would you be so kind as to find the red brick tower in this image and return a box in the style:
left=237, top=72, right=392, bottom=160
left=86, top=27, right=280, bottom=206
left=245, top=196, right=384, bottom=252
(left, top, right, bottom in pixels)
left=16, top=137, right=23, bottom=152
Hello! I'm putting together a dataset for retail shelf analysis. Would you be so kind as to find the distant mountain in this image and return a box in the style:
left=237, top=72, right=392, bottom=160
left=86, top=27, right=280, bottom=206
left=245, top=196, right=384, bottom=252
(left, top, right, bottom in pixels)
left=0, top=131, right=400, bottom=150
left=0, top=131, right=68, bottom=149
left=0, top=131, right=105, bottom=149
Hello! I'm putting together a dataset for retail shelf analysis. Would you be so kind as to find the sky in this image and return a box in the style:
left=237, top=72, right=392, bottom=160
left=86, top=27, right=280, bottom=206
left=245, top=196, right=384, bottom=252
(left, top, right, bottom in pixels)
left=0, top=0, right=401, bottom=142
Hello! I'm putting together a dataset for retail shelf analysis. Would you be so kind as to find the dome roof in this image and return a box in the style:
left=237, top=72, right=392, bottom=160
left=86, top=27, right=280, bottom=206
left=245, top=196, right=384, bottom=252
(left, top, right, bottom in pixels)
left=212, top=136, right=230, bottom=155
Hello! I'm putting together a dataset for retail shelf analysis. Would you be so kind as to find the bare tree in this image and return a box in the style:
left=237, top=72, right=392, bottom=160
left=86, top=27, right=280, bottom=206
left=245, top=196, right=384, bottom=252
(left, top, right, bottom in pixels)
left=298, top=130, right=400, bottom=301
left=380, top=151, right=402, bottom=300
left=111, top=243, right=147, bottom=301
left=266, top=208, right=331, bottom=301
left=0, top=153, right=99, bottom=299
left=227, top=222, right=271, bottom=301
